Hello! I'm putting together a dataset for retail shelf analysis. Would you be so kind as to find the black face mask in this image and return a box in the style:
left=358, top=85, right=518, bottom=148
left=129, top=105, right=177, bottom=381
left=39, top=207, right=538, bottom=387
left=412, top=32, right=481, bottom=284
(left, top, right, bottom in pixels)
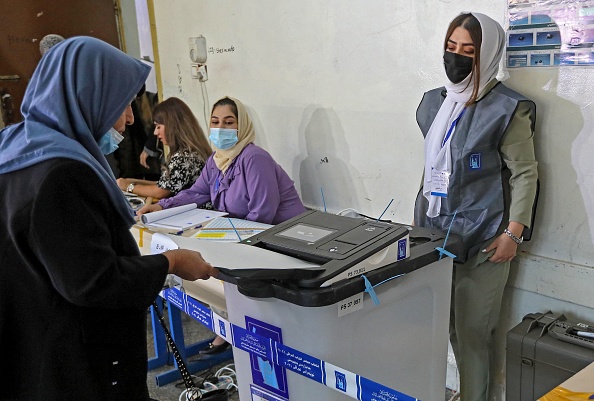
left=443, top=51, right=473, bottom=84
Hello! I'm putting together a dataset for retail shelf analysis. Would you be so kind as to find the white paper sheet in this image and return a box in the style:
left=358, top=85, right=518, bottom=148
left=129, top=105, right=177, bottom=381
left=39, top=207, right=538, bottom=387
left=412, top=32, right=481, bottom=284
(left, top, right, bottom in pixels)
left=141, top=203, right=197, bottom=224
left=203, top=217, right=273, bottom=231
left=151, top=233, right=320, bottom=270
left=141, top=203, right=227, bottom=230
left=193, top=217, right=273, bottom=242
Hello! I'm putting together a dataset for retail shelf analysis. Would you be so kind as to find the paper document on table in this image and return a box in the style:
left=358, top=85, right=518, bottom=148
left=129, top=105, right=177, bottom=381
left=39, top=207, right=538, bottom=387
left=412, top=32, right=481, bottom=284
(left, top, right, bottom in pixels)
left=141, top=203, right=227, bottom=231
left=193, top=217, right=273, bottom=241
left=193, top=230, right=261, bottom=241
left=152, top=233, right=320, bottom=270
left=204, top=217, right=273, bottom=230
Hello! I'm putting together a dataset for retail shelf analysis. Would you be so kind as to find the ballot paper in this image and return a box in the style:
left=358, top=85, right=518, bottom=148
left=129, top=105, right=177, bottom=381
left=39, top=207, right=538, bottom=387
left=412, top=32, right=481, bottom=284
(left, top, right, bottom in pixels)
left=193, top=217, right=273, bottom=242
left=141, top=203, right=227, bottom=231
left=151, top=232, right=321, bottom=271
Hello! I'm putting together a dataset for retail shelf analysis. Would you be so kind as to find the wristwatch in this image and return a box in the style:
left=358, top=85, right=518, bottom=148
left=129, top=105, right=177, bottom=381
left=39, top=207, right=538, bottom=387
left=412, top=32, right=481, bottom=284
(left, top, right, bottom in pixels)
left=504, top=228, right=523, bottom=245
left=126, top=183, right=136, bottom=193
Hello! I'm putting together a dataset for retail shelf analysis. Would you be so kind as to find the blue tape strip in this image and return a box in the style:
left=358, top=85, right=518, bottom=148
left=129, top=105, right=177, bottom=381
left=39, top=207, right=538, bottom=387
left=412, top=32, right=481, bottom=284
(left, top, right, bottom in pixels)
left=361, top=273, right=406, bottom=306
left=163, top=288, right=214, bottom=331
left=361, top=275, right=380, bottom=305
left=436, top=209, right=458, bottom=260
left=435, top=247, right=457, bottom=259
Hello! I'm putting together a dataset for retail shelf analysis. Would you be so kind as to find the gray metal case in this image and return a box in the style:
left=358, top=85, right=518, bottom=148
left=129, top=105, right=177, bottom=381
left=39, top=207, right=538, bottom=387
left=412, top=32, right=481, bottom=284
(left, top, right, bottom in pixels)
left=506, top=312, right=594, bottom=401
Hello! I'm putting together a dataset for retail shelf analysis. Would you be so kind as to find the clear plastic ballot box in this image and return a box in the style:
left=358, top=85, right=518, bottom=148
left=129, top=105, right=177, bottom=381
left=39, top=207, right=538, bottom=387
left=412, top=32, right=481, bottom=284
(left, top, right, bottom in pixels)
left=216, top=213, right=461, bottom=401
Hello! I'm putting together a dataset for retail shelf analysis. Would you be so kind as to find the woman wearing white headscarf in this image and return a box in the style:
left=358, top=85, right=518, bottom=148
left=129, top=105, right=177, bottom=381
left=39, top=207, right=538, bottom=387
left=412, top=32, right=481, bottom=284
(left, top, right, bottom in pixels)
left=413, top=13, right=538, bottom=401
left=138, top=95, right=307, bottom=354
left=139, top=96, right=306, bottom=225
left=0, top=36, right=217, bottom=400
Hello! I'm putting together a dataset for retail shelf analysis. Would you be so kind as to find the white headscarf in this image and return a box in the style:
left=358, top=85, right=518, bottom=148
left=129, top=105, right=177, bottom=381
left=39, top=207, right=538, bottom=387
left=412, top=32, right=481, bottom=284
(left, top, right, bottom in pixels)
left=212, top=96, right=256, bottom=173
left=422, top=12, right=505, bottom=218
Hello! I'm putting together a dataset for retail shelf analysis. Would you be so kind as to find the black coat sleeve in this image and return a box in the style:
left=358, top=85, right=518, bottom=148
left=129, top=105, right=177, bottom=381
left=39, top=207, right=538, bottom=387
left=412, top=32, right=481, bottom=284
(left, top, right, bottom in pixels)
left=29, top=160, right=169, bottom=309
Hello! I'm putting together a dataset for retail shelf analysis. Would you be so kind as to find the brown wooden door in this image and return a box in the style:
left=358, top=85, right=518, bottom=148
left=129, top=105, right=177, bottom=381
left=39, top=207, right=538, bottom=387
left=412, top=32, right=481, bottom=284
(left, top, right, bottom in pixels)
left=0, top=0, right=121, bottom=125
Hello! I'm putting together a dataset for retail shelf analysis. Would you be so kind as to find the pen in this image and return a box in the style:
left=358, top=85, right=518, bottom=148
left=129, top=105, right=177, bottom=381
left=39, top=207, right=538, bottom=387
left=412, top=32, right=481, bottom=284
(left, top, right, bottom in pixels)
left=228, top=218, right=242, bottom=241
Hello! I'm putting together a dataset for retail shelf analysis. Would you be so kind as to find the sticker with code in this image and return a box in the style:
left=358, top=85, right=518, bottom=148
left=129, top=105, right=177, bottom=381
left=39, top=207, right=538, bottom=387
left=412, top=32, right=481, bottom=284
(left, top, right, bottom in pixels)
left=338, top=293, right=364, bottom=317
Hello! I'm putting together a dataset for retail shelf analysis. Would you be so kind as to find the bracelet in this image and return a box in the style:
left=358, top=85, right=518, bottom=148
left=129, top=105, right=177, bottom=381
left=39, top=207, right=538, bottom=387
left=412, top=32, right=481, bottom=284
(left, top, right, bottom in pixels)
left=504, top=228, right=523, bottom=245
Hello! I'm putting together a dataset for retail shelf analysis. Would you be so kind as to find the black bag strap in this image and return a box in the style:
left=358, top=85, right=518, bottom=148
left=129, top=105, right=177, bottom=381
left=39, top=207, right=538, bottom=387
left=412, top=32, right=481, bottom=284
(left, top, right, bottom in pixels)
left=152, top=301, right=202, bottom=400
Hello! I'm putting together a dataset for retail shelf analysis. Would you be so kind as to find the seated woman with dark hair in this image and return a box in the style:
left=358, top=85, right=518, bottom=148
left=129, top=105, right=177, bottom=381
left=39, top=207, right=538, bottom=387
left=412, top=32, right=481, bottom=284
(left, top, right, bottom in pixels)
left=138, top=95, right=306, bottom=354
left=117, top=97, right=211, bottom=199
left=138, top=95, right=305, bottom=224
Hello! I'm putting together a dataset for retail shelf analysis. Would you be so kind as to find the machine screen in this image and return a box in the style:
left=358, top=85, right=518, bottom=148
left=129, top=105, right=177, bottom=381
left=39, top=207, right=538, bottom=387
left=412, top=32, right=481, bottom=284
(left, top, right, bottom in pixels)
left=276, top=224, right=336, bottom=243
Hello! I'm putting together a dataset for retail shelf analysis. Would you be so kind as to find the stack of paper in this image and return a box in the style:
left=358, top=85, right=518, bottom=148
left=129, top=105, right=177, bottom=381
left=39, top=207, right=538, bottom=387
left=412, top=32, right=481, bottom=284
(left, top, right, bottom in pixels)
left=141, top=203, right=227, bottom=231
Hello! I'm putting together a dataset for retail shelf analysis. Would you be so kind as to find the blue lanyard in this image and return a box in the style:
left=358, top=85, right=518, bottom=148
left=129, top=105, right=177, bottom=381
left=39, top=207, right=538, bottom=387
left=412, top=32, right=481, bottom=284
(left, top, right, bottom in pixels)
left=214, top=175, right=220, bottom=192
left=441, top=108, right=466, bottom=148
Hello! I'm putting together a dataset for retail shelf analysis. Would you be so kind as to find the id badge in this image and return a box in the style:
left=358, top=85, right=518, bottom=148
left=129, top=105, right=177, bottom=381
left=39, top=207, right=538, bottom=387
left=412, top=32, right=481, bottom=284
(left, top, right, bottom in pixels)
left=430, top=169, right=450, bottom=197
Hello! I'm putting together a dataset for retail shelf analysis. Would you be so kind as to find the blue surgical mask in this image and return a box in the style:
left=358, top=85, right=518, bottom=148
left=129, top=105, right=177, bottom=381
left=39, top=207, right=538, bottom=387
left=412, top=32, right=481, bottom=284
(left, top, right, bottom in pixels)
left=98, top=127, right=124, bottom=154
left=209, top=128, right=238, bottom=150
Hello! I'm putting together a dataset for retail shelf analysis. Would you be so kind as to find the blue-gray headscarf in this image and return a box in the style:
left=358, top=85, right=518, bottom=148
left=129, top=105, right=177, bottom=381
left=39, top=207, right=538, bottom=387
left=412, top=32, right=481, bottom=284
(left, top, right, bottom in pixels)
left=0, top=36, right=150, bottom=226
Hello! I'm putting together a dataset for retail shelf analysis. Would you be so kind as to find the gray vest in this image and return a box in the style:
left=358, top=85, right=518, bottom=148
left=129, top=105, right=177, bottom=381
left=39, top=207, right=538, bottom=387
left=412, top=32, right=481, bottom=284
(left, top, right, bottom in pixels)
left=414, top=83, right=536, bottom=262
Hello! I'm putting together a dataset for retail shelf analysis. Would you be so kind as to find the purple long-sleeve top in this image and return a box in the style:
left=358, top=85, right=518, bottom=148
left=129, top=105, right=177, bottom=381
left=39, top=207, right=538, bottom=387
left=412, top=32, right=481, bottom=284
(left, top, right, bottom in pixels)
left=159, top=143, right=306, bottom=225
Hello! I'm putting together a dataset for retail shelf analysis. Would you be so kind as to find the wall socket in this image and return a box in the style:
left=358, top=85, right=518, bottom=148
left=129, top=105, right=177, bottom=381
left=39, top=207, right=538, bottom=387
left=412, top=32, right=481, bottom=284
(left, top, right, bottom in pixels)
left=191, top=63, right=208, bottom=82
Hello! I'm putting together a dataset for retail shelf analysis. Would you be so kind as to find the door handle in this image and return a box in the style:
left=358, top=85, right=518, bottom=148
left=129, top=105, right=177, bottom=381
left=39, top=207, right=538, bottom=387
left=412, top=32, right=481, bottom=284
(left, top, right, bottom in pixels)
left=0, top=75, right=20, bottom=81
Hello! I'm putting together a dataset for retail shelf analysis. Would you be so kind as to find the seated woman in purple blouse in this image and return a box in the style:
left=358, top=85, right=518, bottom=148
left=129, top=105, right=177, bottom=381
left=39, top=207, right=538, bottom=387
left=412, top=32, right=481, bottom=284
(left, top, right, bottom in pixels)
left=138, top=96, right=305, bottom=224
left=138, top=96, right=306, bottom=354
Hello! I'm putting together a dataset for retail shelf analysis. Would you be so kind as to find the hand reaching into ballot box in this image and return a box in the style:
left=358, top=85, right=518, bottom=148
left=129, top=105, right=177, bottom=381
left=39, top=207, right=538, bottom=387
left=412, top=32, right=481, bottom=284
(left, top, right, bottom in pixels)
left=162, top=249, right=218, bottom=281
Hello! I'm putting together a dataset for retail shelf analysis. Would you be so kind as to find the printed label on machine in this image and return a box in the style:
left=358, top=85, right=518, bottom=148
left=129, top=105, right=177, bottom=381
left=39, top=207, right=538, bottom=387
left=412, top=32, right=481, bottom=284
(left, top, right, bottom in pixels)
left=233, top=317, right=290, bottom=399
left=214, top=310, right=232, bottom=344
left=184, top=295, right=214, bottom=331
left=338, top=293, right=364, bottom=317
left=324, top=362, right=359, bottom=398
left=276, top=343, right=324, bottom=383
left=397, top=237, right=408, bottom=261
left=359, top=376, right=419, bottom=401
left=250, top=385, right=287, bottom=401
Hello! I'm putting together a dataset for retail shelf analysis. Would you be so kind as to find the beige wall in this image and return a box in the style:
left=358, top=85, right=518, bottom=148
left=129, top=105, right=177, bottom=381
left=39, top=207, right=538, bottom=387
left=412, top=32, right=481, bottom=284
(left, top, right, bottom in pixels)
left=148, top=1, right=594, bottom=398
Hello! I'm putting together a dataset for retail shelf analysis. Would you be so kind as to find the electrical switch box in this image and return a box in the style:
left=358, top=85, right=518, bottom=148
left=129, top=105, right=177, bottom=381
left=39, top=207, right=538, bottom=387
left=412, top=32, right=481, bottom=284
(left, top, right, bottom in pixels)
left=188, top=36, right=207, bottom=63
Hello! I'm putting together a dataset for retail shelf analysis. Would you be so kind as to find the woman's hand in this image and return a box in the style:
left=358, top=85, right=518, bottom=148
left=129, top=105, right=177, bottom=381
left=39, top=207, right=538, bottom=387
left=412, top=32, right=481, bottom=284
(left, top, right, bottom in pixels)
left=137, top=203, right=163, bottom=217
left=163, top=249, right=219, bottom=281
left=484, top=234, right=518, bottom=263
left=116, top=177, right=131, bottom=191
left=484, top=222, right=524, bottom=263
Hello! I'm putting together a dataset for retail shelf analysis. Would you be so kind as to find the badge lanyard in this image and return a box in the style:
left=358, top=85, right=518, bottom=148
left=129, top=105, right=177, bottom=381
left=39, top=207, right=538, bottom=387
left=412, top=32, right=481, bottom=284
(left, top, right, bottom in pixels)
left=431, top=108, right=466, bottom=198
left=214, top=170, right=222, bottom=192
left=441, top=108, right=466, bottom=148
